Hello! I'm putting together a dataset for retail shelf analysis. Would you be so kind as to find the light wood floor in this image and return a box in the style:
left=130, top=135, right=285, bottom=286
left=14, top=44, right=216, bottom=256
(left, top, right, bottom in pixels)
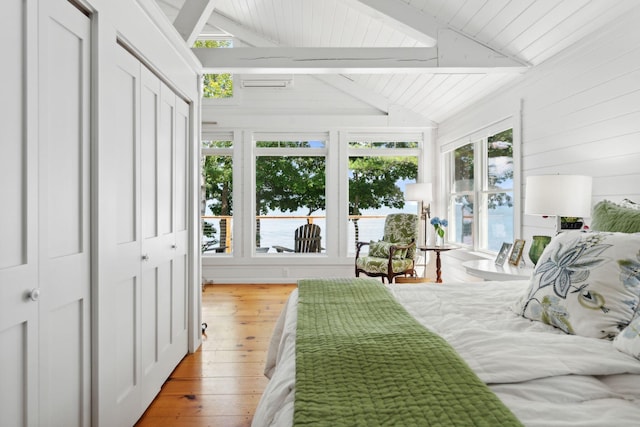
left=134, top=256, right=478, bottom=426
left=135, top=283, right=297, bottom=427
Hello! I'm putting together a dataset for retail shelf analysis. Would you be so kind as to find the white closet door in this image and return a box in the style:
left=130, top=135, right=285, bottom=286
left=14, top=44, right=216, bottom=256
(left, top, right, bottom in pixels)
left=111, top=46, right=144, bottom=426
left=38, top=1, right=92, bottom=425
left=0, top=0, right=39, bottom=425
left=110, top=46, right=190, bottom=425
left=172, top=98, right=190, bottom=360
left=140, top=72, right=188, bottom=407
left=1, top=0, right=91, bottom=425
left=139, top=65, right=169, bottom=407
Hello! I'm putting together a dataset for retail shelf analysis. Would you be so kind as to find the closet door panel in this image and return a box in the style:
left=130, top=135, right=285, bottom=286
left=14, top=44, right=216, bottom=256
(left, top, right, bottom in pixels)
left=140, top=67, right=159, bottom=241
left=44, top=17, right=84, bottom=258
left=115, top=60, right=139, bottom=246
left=38, top=1, right=91, bottom=425
left=172, top=99, right=190, bottom=353
left=0, top=2, right=38, bottom=423
left=111, top=46, right=143, bottom=427
left=114, top=276, right=140, bottom=427
left=158, top=83, right=175, bottom=236
left=141, top=267, right=158, bottom=376
left=48, top=301, right=84, bottom=426
left=175, top=100, right=189, bottom=234
left=0, top=0, right=29, bottom=270
left=0, top=324, right=32, bottom=426
left=139, top=67, right=178, bottom=408
left=172, top=254, right=188, bottom=341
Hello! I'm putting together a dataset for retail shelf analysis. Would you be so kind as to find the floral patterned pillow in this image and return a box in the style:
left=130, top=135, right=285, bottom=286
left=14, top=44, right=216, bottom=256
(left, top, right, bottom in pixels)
left=620, top=198, right=640, bottom=210
left=512, top=231, right=640, bottom=339
left=369, top=241, right=408, bottom=259
left=614, top=316, right=640, bottom=359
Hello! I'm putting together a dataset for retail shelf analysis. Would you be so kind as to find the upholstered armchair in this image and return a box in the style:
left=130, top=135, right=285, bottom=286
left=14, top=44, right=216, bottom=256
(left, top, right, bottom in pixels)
left=355, top=213, right=419, bottom=283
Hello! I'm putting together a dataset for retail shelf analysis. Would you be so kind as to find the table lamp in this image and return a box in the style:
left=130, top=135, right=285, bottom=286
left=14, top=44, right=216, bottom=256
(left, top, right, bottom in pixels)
left=405, top=183, right=433, bottom=246
left=524, top=174, right=593, bottom=235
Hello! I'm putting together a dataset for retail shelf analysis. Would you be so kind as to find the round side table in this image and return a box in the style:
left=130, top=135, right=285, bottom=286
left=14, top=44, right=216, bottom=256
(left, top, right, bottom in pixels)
left=419, top=246, right=457, bottom=283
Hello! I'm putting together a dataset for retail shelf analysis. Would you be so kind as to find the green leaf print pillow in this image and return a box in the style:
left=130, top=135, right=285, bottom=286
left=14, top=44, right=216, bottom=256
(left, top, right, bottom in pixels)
left=512, top=231, right=640, bottom=339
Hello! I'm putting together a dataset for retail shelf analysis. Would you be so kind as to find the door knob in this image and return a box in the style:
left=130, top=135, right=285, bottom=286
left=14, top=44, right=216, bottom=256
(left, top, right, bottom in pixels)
left=29, top=288, right=41, bottom=302
left=142, top=254, right=149, bottom=261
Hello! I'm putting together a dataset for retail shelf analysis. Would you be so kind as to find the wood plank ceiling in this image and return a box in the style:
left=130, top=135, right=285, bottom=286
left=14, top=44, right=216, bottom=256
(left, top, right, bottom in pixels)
left=155, top=0, right=637, bottom=123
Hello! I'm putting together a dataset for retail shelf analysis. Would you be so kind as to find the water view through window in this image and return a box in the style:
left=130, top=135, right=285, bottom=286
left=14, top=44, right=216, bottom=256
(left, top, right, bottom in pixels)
left=203, top=137, right=421, bottom=255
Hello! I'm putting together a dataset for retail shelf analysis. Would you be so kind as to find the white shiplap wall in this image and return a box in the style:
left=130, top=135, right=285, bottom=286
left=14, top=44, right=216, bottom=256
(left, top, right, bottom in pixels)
left=436, top=4, right=640, bottom=245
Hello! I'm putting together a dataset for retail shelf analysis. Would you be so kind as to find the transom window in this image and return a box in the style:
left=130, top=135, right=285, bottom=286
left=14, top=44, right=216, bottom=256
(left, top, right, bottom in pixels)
left=194, top=39, right=233, bottom=99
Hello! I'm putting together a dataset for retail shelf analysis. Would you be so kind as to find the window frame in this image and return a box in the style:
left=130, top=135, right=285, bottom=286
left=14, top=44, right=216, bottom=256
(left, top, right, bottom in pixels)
left=442, top=118, right=520, bottom=254
left=346, top=134, right=423, bottom=255
left=253, top=132, right=330, bottom=255
left=195, top=37, right=242, bottom=106
left=201, top=132, right=235, bottom=256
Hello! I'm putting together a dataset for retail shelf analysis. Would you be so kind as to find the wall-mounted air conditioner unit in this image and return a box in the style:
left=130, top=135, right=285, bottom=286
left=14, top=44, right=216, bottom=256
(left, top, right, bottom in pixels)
left=240, top=75, right=294, bottom=88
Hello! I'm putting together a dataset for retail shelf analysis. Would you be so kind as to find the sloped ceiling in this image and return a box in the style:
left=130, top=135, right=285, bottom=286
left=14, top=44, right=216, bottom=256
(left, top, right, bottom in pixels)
left=155, top=0, right=637, bottom=124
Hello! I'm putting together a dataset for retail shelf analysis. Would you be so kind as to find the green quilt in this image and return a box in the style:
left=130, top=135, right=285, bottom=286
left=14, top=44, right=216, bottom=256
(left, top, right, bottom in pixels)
left=293, top=278, right=522, bottom=427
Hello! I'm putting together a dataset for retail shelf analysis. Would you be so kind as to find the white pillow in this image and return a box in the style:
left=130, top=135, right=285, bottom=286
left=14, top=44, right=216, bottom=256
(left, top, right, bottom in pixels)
left=620, top=198, right=640, bottom=210
left=614, top=316, right=640, bottom=359
left=512, top=231, right=640, bottom=339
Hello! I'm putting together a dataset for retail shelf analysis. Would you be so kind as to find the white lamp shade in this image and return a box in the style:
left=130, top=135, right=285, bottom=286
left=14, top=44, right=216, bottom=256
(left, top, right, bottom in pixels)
left=525, top=175, right=593, bottom=218
left=405, top=183, right=433, bottom=202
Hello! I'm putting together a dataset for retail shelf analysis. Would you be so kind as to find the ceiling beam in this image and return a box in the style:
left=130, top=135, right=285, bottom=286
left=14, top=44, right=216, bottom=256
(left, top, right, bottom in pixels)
left=206, top=11, right=437, bottom=124
left=346, top=0, right=528, bottom=67
left=208, top=11, right=277, bottom=47
left=194, top=46, right=526, bottom=74
left=345, top=0, right=439, bottom=47
left=173, top=0, right=218, bottom=46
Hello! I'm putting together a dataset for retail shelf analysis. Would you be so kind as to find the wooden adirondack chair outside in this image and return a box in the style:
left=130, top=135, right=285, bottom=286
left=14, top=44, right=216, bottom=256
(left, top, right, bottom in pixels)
left=273, top=223, right=322, bottom=253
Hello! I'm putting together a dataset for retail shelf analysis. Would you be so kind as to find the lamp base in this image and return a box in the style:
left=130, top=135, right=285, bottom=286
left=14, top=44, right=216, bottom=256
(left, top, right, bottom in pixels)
left=529, top=235, right=551, bottom=265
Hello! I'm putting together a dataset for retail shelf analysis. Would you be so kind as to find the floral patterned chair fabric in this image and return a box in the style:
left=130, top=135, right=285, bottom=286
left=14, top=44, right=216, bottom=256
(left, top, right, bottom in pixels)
left=355, top=213, right=419, bottom=283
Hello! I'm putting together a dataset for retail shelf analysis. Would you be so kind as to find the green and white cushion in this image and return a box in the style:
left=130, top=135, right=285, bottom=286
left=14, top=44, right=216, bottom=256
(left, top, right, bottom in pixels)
left=591, top=200, right=640, bottom=233
left=382, top=213, right=419, bottom=259
left=368, top=240, right=408, bottom=259
left=356, top=255, right=414, bottom=274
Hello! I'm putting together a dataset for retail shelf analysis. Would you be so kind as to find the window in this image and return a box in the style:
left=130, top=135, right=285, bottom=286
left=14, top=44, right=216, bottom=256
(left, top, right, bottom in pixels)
left=447, top=129, right=514, bottom=252
left=254, top=136, right=327, bottom=254
left=450, top=143, right=475, bottom=246
left=347, top=139, right=420, bottom=255
left=193, top=39, right=233, bottom=99
left=202, top=137, right=233, bottom=254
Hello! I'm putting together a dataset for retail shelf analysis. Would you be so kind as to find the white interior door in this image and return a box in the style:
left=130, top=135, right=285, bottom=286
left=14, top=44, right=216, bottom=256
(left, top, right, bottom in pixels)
left=140, top=69, right=189, bottom=408
left=109, top=44, right=190, bottom=426
left=0, top=1, right=39, bottom=425
left=111, top=46, right=144, bottom=426
left=38, top=0, right=91, bottom=425
left=0, top=1, right=91, bottom=426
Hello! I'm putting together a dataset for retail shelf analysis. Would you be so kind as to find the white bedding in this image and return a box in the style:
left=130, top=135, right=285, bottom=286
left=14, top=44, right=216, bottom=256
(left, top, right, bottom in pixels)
left=252, top=280, right=640, bottom=427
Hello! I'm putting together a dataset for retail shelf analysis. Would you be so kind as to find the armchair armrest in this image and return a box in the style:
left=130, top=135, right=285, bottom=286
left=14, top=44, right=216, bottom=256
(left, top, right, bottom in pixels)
left=355, top=241, right=370, bottom=259
left=388, top=241, right=415, bottom=259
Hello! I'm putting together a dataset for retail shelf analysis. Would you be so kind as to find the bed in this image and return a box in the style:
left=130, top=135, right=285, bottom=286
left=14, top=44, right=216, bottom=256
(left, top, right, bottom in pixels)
left=252, top=202, right=640, bottom=426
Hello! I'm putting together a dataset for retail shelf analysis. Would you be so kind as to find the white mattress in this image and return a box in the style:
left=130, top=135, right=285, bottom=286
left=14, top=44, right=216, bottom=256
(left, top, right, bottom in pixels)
left=252, top=280, right=640, bottom=427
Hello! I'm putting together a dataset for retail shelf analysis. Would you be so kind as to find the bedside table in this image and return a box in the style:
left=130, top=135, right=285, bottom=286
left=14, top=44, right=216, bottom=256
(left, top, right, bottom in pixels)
left=462, top=259, right=533, bottom=281
left=418, top=246, right=458, bottom=283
